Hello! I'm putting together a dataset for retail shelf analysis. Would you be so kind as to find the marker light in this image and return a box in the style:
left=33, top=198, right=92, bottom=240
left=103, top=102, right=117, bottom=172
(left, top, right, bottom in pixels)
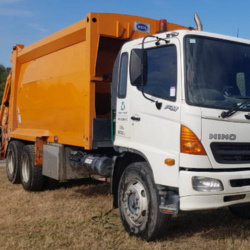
left=164, top=158, right=175, bottom=166
left=181, top=125, right=206, bottom=155
left=192, top=176, right=224, bottom=192
left=159, top=19, right=167, bottom=32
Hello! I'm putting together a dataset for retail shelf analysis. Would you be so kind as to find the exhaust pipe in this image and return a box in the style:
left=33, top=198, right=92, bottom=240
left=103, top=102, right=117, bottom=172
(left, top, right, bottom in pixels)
left=194, top=13, right=203, bottom=31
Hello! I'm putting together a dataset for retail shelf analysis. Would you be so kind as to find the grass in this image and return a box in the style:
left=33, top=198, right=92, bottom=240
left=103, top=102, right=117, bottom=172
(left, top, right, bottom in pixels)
left=0, top=166, right=250, bottom=249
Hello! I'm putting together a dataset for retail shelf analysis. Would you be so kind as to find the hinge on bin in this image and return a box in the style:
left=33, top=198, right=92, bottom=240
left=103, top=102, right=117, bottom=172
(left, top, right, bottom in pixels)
left=90, top=75, right=112, bottom=82
left=90, top=76, right=103, bottom=82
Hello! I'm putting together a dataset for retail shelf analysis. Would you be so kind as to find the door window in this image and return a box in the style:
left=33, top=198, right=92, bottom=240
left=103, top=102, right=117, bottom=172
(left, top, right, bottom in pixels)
left=118, top=53, right=128, bottom=98
left=143, top=45, right=177, bottom=101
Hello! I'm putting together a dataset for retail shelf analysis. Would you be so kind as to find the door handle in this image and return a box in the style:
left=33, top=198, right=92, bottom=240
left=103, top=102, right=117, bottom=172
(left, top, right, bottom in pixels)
left=131, top=116, right=141, bottom=121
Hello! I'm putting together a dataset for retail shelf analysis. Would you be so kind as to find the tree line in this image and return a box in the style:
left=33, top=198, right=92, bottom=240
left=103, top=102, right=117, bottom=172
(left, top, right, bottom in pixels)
left=0, top=64, right=11, bottom=103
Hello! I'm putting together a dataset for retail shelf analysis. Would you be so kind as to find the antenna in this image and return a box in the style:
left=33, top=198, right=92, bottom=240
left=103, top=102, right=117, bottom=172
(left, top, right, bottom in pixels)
left=237, top=29, right=240, bottom=37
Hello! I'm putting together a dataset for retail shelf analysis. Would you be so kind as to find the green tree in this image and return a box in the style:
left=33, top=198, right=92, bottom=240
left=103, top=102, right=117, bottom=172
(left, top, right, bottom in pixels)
left=0, top=64, right=11, bottom=102
left=0, top=65, right=5, bottom=74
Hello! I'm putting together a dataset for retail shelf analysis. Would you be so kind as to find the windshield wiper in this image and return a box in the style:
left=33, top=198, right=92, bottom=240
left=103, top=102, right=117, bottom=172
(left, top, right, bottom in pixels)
left=221, top=101, right=250, bottom=118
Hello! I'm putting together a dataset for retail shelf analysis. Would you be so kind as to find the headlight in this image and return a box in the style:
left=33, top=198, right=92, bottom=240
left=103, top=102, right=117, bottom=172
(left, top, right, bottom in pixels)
left=192, top=176, right=224, bottom=192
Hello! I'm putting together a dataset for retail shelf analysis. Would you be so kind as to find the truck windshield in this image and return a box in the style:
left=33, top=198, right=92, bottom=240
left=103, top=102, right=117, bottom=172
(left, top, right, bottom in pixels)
left=185, top=35, right=250, bottom=110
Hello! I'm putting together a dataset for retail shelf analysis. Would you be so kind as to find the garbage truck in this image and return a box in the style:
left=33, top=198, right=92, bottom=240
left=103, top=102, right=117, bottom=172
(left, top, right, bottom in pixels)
left=1, top=12, right=250, bottom=241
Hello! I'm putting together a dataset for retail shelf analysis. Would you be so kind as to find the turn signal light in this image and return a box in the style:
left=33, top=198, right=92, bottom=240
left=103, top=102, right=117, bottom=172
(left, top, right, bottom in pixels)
left=164, top=159, right=175, bottom=166
left=181, top=125, right=206, bottom=155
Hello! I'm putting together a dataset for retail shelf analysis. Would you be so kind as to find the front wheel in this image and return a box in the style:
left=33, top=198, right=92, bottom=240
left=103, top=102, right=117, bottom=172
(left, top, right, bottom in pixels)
left=118, top=162, right=171, bottom=241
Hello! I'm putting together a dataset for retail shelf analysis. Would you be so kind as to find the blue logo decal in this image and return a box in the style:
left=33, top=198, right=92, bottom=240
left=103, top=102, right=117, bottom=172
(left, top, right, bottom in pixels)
left=136, top=23, right=148, bottom=32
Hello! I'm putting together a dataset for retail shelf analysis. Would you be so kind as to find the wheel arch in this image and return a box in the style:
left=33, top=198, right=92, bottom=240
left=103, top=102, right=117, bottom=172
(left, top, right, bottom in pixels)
left=6, top=137, right=47, bottom=166
left=111, top=148, right=153, bottom=208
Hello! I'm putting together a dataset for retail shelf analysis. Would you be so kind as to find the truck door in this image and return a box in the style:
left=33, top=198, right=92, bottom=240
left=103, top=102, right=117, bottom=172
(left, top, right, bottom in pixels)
left=129, top=40, right=181, bottom=186
left=115, top=52, right=132, bottom=139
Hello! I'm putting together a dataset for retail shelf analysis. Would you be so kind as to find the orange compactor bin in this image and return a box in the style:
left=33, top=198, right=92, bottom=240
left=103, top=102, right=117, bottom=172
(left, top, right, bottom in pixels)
left=0, top=13, right=188, bottom=160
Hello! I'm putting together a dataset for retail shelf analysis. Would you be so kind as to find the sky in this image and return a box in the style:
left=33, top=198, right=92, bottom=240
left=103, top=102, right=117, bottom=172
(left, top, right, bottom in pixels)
left=1, top=0, right=250, bottom=67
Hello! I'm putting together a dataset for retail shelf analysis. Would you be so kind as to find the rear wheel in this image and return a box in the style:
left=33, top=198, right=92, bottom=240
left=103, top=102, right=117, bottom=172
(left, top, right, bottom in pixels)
left=118, top=162, right=171, bottom=241
left=6, top=140, right=25, bottom=184
left=229, top=203, right=250, bottom=219
left=20, top=145, right=44, bottom=191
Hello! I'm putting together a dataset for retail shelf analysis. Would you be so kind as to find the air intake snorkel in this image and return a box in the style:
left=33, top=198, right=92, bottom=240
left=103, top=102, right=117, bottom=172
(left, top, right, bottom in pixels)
left=194, top=13, right=203, bottom=31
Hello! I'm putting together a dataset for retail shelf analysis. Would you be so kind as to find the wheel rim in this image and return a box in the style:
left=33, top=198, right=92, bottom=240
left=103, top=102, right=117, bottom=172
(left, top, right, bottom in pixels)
left=122, top=179, right=148, bottom=226
left=22, top=154, right=30, bottom=183
left=7, top=151, right=14, bottom=175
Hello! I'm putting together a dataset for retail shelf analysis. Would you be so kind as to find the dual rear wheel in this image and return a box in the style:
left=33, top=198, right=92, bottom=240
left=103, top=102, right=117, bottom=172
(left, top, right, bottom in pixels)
left=20, top=145, right=44, bottom=191
left=6, top=141, right=44, bottom=191
left=6, top=140, right=24, bottom=184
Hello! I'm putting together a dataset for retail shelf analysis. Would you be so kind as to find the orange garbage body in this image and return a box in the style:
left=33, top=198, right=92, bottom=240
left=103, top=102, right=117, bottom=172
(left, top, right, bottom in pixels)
left=0, top=13, right=189, bottom=156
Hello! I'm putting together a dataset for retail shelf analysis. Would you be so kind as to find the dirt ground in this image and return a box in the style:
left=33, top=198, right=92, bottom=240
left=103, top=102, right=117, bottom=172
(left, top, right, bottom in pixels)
left=0, top=164, right=250, bottom=250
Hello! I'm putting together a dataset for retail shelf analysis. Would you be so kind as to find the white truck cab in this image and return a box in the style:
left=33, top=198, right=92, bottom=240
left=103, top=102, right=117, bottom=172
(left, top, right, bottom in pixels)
left=113, top=30, right=250, bottom=239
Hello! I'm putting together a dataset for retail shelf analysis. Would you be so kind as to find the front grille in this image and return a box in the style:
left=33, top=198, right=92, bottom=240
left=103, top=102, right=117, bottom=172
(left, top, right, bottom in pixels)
left=230, top=178, right=250, bottom=187
left=211, top=143, right=250, bottom=164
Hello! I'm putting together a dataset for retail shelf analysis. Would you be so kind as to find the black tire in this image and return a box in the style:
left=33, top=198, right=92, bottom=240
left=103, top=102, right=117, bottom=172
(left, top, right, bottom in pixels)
left=118, top=162, right=171, bottom=241
left=229, top=203, right=250, bottom=219
left=20, top=145, right=44, bottom=191
left=6, top=140, right=25, bottom=184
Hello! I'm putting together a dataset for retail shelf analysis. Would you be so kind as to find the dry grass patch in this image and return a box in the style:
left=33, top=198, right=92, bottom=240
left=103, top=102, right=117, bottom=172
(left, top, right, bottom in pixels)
left=0, top=167, right=250, bottom=249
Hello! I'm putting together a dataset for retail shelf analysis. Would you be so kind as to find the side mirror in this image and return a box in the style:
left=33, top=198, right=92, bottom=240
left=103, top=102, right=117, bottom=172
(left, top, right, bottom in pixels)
left=130, top=49, right=147, bottom=86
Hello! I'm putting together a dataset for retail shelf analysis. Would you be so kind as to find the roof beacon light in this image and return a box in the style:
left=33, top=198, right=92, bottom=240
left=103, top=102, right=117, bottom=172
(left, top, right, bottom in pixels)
left=159, top=19, right=167, bottom=32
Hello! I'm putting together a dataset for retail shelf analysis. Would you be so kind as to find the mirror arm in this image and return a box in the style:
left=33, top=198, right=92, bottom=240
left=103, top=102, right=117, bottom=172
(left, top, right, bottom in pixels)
left=141, top=35, right=159, bottom=103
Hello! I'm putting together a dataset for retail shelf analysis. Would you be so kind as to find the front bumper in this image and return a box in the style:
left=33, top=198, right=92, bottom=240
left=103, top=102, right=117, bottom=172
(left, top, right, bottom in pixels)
left=179, top=170, right=250, bottom=211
